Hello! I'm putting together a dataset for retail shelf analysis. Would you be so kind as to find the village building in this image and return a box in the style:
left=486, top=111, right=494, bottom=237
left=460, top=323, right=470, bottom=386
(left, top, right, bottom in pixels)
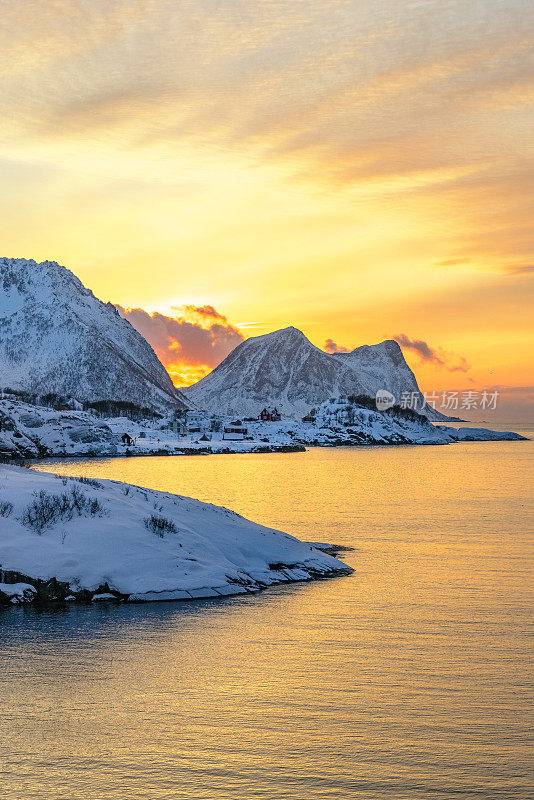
left=222, top=421, right=248, bottom=440
left=169, top=417, right=187, bottom=436
left=258, top=407, right=281, bottom=422
left=185, top=410, right=206, bottom=434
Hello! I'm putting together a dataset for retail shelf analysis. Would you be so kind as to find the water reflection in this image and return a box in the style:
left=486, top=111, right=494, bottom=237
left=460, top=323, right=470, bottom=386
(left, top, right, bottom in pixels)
left=1, top=439, right=532, bottom=799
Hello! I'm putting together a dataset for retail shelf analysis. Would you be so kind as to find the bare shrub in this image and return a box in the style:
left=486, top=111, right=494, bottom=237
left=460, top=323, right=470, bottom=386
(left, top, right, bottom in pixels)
left=69, top=485, right=87, bottom=513
left=88, top=498, right=105, bottom=516
left=144, top=514, right=177, bottom=538
left=21, top=486, right=106, bottom=533
left=21, top=490, right=61, bottom=532
left=0, top=500, right=13, bottom=517
left=75, top=476, right=104, bottom=489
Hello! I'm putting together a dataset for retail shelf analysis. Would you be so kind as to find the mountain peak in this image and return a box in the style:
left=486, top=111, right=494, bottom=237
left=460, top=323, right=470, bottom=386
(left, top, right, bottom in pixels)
left=184, top=326, right=436, bottom=419
left=342, top=338, right=405, bottom=367
left=255, top=325, right=308, bottom=342
left=0, top=257, right=188, bottom=411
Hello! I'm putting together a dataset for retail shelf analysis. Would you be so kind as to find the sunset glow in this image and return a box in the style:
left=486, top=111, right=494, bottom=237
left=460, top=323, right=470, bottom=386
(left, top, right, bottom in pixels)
left=1, top=0, right=532, bottom=416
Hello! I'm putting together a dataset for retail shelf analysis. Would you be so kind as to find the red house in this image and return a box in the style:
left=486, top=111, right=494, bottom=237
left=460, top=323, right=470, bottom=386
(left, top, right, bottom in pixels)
left=258, top=407, right=281, bottom=422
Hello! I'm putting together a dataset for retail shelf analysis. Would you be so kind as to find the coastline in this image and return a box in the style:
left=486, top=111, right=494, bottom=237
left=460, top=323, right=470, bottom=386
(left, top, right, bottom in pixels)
left=0, top=559, right=352, bottom=609
left=0, top=464, right=352, bottom=610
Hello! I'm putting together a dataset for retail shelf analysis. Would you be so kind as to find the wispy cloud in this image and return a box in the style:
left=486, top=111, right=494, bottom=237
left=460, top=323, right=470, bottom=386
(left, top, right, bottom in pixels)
left=505, top=264, right=534, bottom=275
left=0, top=0, right=531, bottom=392
left=394, top=334, right=470, bottom=373
left=434, top=257, right=471, bottom=268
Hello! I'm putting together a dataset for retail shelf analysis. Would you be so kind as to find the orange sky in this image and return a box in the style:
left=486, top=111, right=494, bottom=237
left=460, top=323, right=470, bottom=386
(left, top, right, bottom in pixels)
left=0, top=0, right=532, bottom=418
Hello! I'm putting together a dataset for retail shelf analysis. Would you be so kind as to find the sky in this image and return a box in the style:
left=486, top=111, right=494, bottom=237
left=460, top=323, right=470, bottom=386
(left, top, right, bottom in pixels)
left=1, top=0, right=532, bottom=420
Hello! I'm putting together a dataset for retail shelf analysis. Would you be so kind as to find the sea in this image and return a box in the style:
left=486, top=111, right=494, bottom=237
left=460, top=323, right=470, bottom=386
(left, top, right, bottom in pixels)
left=1, top=424, right=532, bottom=799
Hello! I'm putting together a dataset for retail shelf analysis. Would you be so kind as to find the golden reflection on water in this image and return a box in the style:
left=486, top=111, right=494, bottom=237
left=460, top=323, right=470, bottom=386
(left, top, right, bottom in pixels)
left=2, top=439, right=533, bottom=799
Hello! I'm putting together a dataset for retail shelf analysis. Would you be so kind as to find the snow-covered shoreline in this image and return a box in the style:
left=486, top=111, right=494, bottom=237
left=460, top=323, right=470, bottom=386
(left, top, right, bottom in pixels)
left=0, top=396, right=526, bottom=462
left=0, top=465, right=351, bottom=607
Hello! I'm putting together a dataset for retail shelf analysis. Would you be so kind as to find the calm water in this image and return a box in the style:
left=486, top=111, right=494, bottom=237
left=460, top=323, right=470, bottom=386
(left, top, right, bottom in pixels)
left=2, top=432, right=533, bottom=799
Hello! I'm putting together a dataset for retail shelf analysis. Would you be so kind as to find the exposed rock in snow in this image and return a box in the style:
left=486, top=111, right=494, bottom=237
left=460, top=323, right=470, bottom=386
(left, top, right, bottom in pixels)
left=0, top=396, right=524, bottom=460
left=0, top=396, right=117, bottom=458
left=183, top=326, right=449, bottom=420
left=0, top=465, right=351, bottom=605
left=0, top=581, right=37, bottom=604
left=0, top=257, right=189, bottom=411
left=246, top=397, right=525, bottom=446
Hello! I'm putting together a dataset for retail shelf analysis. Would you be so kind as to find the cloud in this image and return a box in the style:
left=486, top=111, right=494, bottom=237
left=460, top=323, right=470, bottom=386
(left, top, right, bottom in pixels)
left=324, top=338, right=350, bottom=353
left=0, top=0, right=532, bottom=375
left=1, top=0, right=533, bottom=281
left=175, top=304, right=230, bottom=323
left=116, top=304, right=244, bottom=386
left=506, top=264, right=534, bottom=275
left=394, top=334, right=470, bottom=373
left=4, top=1, right=532, bottom=182
left=434, top=257, right=471, bottom=267
left=470, top=385, right=534, bottom=423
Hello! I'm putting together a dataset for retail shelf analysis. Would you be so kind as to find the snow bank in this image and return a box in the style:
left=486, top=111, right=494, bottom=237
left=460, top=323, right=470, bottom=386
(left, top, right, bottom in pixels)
left=0, top=465, right=350, bottom=605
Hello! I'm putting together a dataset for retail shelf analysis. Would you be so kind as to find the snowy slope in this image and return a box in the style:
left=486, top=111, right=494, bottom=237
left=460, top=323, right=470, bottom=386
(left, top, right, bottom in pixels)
left=0, top=258, right=189, bottom=411
left=0, top=397, right=116, bottom=459
left=0, top=397, right=303, bottom=458
left=0, top=465, right=350, bottom=604
left=246, top=398, right=524, bottom=446
left=184, top=327, right=446, bottom=420
left=185, top=327, right=342, bottom=418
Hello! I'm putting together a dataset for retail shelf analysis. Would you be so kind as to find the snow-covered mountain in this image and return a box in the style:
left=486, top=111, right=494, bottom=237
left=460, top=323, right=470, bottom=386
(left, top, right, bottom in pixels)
left=184, top=326, right=444, bottom=419
left=330, top=339, right=435, bottom=413
left=0, top=258, right=188, bottom=411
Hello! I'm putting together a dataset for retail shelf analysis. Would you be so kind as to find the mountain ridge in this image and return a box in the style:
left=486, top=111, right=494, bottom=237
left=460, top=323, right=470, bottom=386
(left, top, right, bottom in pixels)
left=0, top=257, right=189, bottom=411
left=184, top=326, right=447, bottom=420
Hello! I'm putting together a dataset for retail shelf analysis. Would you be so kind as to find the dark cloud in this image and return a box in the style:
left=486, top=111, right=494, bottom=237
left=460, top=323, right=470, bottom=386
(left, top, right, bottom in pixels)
left=466, top=385, right=534, bottom=423
left=324, top=338, right=350, bottom=354
left=116, top=305, right=244, bottom=385
left=394, top=334, right=470, bottom=373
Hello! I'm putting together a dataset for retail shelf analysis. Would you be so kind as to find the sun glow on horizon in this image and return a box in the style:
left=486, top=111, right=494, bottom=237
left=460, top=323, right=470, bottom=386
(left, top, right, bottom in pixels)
left=0, top=0, right=532, bottom=414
